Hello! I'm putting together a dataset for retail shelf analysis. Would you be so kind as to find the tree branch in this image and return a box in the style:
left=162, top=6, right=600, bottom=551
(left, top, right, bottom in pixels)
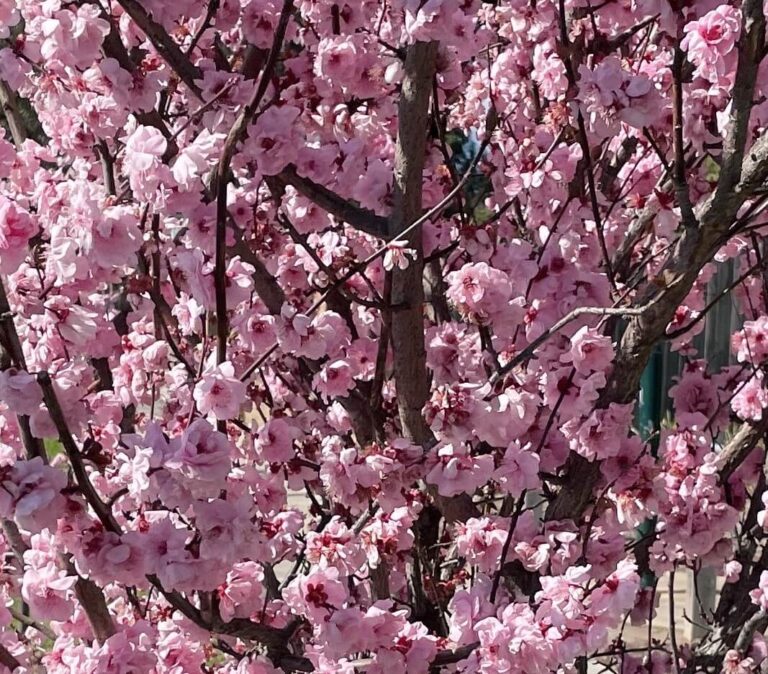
left=0, top=643, right=20, bottom=672
left=716, top=0, right=766, bottom=198
left=113, top=0, right=204, bottom=99
left=0, top=279, right=46, bottom=461
left=36, top=372, right=122, bottom=534
left=0, top=80, right=26, bottom=147
left=547, top=1, right=768, bottom=523
left=388, top=40, right=438, bottom=445
left=274, top=164, right=390, bottom=238
left=719, top=419, right=768, bottom=482
left=214, top=0, right=294, bottom=366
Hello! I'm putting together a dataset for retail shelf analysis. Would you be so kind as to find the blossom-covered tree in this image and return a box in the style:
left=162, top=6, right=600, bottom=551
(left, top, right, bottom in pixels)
left=0, top=0, right=768, bottom=672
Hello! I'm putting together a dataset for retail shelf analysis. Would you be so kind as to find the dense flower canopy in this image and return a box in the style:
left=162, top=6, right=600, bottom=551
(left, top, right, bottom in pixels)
left=0, top=0, right=767, bottom=672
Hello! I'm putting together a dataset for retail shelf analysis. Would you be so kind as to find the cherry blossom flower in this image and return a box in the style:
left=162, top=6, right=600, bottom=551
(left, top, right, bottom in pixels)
left=193, top=361, right=248, bottom=420
left=0, top=368, right=42, bottom=416
left=383, top=240, right=417, bottom=271
left=0, top=1, right=763, bottom=670
left=682, top=5, right=742, bottom=86
left=284, top=567, right=348, bottom=621
left=425, top=443, right=494, bottom=497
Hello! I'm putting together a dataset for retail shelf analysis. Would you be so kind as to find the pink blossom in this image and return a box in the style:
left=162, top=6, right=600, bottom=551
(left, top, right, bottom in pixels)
left=3, top=458, right=67, bottom=532
left=455, top=517, right=507, bottom=573
left=305, top=517, right=366, bottom=574
left=165, top=419, right=232, bottom=488
left=0, top=197, right=36, bottom=273
left=255, top=417, right=301, bottom=463
left=682, top=5, right=742, bottom=86
left=383, top=241, right=417, bottom=271
left=284, top=567, right=348, bottom=621
left=562, top=326, right=614, bottom=375
left=218, top=561, right=265, bottom=623
left=725, top=560, right=742, bottom=583
left=44, top=296, right=99, bottom=347
left=532, top=42, right=568, bottom=100
left=22, top=561, right=76, bottom=622
left=425, top=443, right=494, bottom=497
left=83, top=530, right=147, bottom=586
left=124, top=125, right=168, bottom=200
left=446, top=262, right=515, bottom=324
left=751, top=570, right=768, bottom=611
left=194, top=497, right=252, bottom=563
left=172, top=292, right=205, bottom=336
left=0, top=1, right=19, bottom=38
left=731, top=373, right=768, bottom=422
left=733, top=317, right=768, bottom=364
left=493, top=441, right=540, bottom=496
left=250, top=105, right=301, bottom=176
left=38, top=5, right=109, bottom=69
left=193, top=361, right=247, bottom=420
left=125, top=125, right=168, bottom=172
left=0, top=368, right=42, bottom=416
left=588, top=559, right=640, bottom=617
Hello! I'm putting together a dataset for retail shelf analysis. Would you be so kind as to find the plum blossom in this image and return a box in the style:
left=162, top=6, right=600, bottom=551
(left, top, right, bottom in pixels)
left=1, top=458, right=67, bottom=532
left=383, top=240, right=417, bottom=271
left=0, top=198, right=36, bottom=273
left=0, top=1, right=19, bottom=38
left=305, top=517, right=366, bottom=574
left=455, top=517, right=507, bottom=573
left=255, top=417, right=302, bottom=463
left=124, top=125, right=169, bottom=200
left=751, top=570, right=768, bottom=611
left=22, top=559, right=76, bottom=621
left=284, top=567, right=348, bottom=621
left=493, top=441, right=540, bottom=496
left=731, top=372, right=768, bottom=421
left=0, top=368, right=42, bottom=416
left=446, top=262, right=516, bottom=324
left=733, top=317, right=768, bottom=364
left=425, top=443, right=494, bottom=497
left=218, top=561, right=265, bottom=623
left=562, top=326, right=614, bottom=375
left=682, top=5, right=742, bottom=86
left=314, top=360, right=355, bottom=398
left=165, top=419, right=232, bottom=489
left=193, top=361, right=248, bottom=420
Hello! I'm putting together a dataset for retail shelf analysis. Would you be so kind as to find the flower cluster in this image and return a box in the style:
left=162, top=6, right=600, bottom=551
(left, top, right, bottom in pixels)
left=0, top=0, right=764, bottom=673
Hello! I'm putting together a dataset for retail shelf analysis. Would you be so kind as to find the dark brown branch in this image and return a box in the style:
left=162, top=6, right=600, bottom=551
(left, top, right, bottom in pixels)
left=0, top=80, right=27, bottom=147
left=669, top=570, right=683, bottom=674
left=0, top=643, right=21, bottom=671
left=73, top=573, right=117, bottom=643
left=37, top=372, right=122, bottom=534
left=113, top=0, right=204, bottom=99
left=490, top=493, right=526, bottom=602
left=735, top=609, right=768, bottom=654
left=186, top=0, right=220, bottom=56
left=716, top=0, right=766, bottom=198
left=670, top=42, right=697, bottom=228
left=388, top=40, right=438, bottom=444
left=229, top=231, right=287, bottom=316
left=274, top=164, right=389, bottom=238
left=719, top=419, right=768, bottom=482
left=0, top=279, right=46, bottom=461
left=214, top=0, right=295, bottom=366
